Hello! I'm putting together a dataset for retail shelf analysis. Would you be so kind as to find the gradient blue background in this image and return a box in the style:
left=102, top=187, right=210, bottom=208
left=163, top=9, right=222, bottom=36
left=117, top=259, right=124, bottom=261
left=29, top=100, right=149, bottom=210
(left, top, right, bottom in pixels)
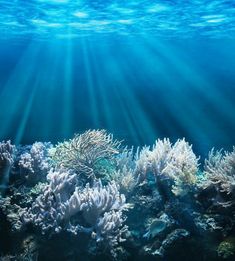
left=0, top=0, right=235, bottom=158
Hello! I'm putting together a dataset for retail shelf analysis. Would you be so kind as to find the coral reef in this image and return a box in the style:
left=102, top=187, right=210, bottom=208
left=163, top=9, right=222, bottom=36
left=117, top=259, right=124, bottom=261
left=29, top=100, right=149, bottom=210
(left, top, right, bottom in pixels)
left=22, top=169, right=128, bottom=247
left=201, top=148, right=235, bottom=200
left=0, top=141, right=15, bottom=167
left=51, top=130, right=121, bottom=181
left=0, top=130, right=235, bottom=260
left=0, top=141, right=15, bottom=186
left=17, top=142, right=52, bottom=185
left=217, top=237, right=235, bottom=259
left=135, top=138, right=199, bottom=196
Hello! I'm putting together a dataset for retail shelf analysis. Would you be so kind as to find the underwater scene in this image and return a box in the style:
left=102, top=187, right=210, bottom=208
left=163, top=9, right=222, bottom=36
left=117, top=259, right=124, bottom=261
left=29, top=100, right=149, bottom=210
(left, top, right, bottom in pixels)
left=0, top=0, right=235, bottom=260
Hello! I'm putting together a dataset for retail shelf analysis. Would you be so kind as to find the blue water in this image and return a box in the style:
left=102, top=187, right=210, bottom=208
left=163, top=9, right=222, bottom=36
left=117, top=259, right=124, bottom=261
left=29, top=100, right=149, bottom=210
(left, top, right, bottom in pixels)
left=1, top=1, right=235, bottom=260
left=1, top=0, right=235, bottom=39
left=0, top=0, right=235, bottom=158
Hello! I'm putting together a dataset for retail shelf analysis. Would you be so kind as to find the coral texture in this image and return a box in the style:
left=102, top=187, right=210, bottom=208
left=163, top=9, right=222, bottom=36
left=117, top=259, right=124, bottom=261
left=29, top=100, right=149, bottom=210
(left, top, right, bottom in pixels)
left=51, top=130, right=121, bottom=179
left=22, top=169, right=129, bottom=250
left=17, top=142, right=52, bottom=184
left=203, top=148, right=235, bottom=195
left=0, top=140, right=15, bottom=169
left=135, top=138, right=199, bottom=196
left=1, top=131, right=235, bottom=260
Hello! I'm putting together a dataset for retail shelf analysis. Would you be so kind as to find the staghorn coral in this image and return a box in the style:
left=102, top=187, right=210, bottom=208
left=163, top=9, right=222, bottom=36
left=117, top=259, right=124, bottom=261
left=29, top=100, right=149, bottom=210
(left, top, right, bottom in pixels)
left=51, top=130, right=121, bottom=180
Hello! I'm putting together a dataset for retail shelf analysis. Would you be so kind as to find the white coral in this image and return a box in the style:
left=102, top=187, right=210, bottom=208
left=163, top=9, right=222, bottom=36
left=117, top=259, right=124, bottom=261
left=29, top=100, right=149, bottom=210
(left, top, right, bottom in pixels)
left=163, top=139, right=199, bottom=195
left=111, top=166, right=136, bottom=194
left=135, top=138, right=199, bottom=196
left=18, top=142, right=52, bottom=183
left=203, top=148, right=235, bottom=195
left=22, top=169, right=129, bottom=249
left=135, top=145, right=152, bottom=182
left=0, top=140, right=15, bottom=167
left=22, top=169, right=77, bottom=233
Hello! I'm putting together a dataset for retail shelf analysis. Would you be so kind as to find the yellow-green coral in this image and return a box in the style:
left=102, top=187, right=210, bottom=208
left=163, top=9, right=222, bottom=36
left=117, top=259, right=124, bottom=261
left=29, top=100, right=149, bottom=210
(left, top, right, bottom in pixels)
left=51, top=130, right=121, bottom=178
left=217, top=237, right=235, bottom=259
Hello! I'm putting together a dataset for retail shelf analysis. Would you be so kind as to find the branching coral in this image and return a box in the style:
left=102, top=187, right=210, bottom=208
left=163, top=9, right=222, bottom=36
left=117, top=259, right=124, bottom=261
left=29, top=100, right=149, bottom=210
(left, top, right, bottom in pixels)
left=1, top=131, right=235, bottom=260
left=22, top=169, right=129, bottom=251
left=17, top=142, right=52, bottom=184
left=0, top=195, right=26, bottom=232
left=22, top=169, right=77, bottom=233
left=0, top=140, right=15, bottom=171
left=217, top=237, right=235, bottom=259
left=203, top=148, right=235, bottom=195
left=135, top=145, right=152, bottom=183
left=197, top=148, right=235, bottom=211
left=115, top=147, right=136, bottom=171
left=0, top=140, right=15, bottom=188
left=135, top=139, right=199, bottom=196
left=51, top=130, right=121, bottom=179
left=105, top=147, right=137, bottom=194
left=163, top=139, right=199, bottom=196
left=109, top=166, right=136, bottom=195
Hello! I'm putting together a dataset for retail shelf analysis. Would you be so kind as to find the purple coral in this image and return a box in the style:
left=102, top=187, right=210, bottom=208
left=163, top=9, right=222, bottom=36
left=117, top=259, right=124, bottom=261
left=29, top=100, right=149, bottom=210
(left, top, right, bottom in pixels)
left=17, top=142, right=52, bottom=184
left=22, top=169, right=129, bottom=251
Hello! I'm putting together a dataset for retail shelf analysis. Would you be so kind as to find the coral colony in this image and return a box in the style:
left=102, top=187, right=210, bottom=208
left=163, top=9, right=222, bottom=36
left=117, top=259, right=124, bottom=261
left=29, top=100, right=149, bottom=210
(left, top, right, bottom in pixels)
left=0, top=130, right=235, bottom=260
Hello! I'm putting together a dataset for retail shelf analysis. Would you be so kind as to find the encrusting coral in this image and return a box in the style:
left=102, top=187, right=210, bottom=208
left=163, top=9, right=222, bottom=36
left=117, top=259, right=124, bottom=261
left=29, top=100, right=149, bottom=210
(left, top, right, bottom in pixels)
left=0, top=130, right=235, bottom=260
